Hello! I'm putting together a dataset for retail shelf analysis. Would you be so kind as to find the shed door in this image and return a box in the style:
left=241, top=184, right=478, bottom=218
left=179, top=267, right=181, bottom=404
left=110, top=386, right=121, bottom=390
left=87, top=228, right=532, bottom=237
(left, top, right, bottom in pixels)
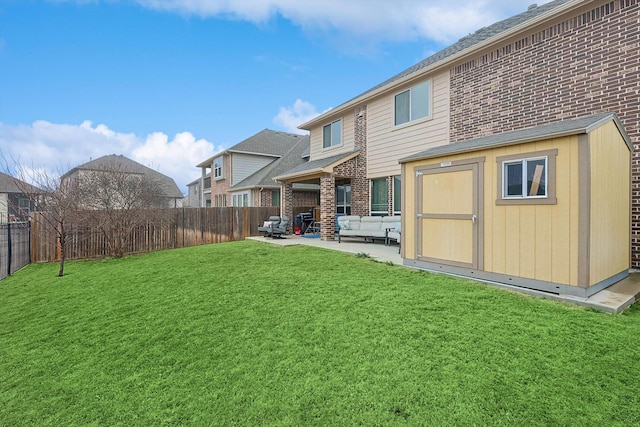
left=415, top=160, right=483, bottom=270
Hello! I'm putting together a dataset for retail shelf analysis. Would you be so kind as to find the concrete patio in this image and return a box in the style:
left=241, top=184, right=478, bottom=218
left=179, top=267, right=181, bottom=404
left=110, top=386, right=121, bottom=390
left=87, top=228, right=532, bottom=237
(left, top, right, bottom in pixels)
left=247, top=234, right=640, bottom=314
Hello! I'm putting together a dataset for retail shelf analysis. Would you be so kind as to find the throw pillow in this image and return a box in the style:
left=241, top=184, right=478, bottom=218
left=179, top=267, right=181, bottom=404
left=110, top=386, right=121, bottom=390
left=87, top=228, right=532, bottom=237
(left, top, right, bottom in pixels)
left=263, top=221, right=272, bottom=227
left=340, top=220, right=350, bottom=230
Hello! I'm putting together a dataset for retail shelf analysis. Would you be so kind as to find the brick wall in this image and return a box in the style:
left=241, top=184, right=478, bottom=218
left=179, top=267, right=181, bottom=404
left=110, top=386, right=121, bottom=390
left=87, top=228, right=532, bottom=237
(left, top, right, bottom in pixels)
left=210, top=154, right=232, bottom=205
left=450, top=0, right=640, bottom=266
left=352, top=105, right=369, bottom=216
left=294, top=190, right=319, bottom=207
left=320, top=173, right=336, bottom=239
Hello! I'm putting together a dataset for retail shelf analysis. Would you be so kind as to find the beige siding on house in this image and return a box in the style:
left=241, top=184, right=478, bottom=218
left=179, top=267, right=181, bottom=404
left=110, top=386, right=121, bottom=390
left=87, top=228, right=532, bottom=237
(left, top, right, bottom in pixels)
left=0, top=193, right=7, bottom=221
left=309, top=113, right=355, bottom=161
left=367, top=70, right=450, bottom=178
left=231, top=153, right=275, bottom=186
left=589, top=121, right=631, bottom=285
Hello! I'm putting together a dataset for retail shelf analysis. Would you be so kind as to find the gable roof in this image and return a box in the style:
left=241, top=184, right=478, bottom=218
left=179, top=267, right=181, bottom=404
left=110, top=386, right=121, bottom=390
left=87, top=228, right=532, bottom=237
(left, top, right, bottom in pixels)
left=62, top=154, right=183, bottom=198
left=300, top=0, right=577, bottom=129
left=197, top=129, right=306, bottom=167
left=274, top=150, right=361, bottom=182
left=0, top=172, right=40, bottom=194
left=231, top=135, right=311, bottom=190
left=399, top=113, right=630, bottom=163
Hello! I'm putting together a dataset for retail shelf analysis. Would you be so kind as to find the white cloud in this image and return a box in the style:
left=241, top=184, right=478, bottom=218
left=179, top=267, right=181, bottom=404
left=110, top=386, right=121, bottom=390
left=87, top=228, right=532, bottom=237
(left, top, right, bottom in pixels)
left=273, top=99, right=327, bottom=134
left=0, top=121, right=221, bottom=193
left=134, top=0, right=553, bottom=46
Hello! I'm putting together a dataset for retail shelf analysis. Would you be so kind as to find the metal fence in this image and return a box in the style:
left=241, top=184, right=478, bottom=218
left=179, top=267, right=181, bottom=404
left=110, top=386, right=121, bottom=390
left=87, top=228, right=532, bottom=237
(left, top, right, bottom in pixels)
left=0, top=221, right=31, bottom=281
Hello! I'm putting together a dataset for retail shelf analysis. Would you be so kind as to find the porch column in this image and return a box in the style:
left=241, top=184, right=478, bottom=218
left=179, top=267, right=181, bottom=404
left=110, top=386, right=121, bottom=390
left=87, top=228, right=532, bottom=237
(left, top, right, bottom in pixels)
left=320, top=173, right=336, bottom=241
left=281, top=181, right=293, bottom=224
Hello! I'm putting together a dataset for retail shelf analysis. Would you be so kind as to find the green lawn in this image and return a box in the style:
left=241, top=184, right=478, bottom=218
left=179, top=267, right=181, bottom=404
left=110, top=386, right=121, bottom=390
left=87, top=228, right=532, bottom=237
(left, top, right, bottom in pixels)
left=1, top=240, right=640, bottom=426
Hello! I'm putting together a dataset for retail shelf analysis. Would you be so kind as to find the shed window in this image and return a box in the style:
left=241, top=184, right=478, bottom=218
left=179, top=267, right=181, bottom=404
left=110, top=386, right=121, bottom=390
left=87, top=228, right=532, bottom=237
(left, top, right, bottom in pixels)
left=503, top=157, right=547, bottom=198
left=496, top=149, right=557, bottom=206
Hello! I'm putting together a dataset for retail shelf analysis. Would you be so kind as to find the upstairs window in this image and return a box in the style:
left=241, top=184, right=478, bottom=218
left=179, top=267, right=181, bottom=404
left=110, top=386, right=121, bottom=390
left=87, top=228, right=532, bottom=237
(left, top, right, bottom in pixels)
left=214, top=157, right=223, bottom=179
left=395, top=80, right=431, bottom=126
left=323, top=119, right=342, bottom=148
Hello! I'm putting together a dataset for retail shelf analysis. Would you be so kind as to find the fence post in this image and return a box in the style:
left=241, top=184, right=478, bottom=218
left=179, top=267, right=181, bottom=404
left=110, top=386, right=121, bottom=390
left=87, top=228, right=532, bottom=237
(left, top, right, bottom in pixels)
left=28, top=220, right=31, bottom=264
left=6, top=221, right=11, bottom=277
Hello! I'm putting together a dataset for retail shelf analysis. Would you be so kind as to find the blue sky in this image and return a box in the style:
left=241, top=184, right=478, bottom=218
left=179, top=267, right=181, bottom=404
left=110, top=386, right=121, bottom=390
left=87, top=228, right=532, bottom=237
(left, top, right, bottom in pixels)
left=0, top=0, right=550, bottom=193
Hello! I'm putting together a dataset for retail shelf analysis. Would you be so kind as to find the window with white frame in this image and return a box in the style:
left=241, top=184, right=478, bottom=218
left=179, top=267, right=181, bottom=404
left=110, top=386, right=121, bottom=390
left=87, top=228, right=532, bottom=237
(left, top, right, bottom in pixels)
left=323, top=119, right=342, bottom=148
left=496, top=149, right=557, bottom=205
left=370, top=177, right=389, bottom=216
left=232, top=193, right=249, bottom=207
left=213, top=157, right=223, bottom=179
left=503, top=157, right=547, bottom=198
left=392, top=175, right=401, bottom=215
left=395, top=80, right=431, bottom=126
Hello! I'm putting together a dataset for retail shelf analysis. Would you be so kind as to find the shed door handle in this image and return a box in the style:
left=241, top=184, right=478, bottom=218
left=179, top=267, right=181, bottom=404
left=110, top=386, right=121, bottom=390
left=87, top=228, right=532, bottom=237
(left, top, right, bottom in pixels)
left=471, top=214, right=477, bottom=224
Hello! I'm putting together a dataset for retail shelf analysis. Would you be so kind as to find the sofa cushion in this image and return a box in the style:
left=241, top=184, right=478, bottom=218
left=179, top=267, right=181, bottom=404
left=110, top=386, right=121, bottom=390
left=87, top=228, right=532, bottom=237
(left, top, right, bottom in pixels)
left=360, top=216, right=382, bottom=231
left=338, top=215, right=361, bottom=231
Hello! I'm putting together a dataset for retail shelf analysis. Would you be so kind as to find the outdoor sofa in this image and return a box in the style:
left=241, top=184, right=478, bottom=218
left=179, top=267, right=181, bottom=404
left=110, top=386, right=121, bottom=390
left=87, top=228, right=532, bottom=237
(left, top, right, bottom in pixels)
left=337, top=215, right=401, bottom=246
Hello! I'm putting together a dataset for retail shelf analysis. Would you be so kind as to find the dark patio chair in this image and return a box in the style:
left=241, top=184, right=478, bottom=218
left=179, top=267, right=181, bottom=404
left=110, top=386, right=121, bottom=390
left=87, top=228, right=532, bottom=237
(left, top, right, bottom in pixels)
left=270, top=216, right=291, bottom=238
left=258, top=216, right=281, bottom=237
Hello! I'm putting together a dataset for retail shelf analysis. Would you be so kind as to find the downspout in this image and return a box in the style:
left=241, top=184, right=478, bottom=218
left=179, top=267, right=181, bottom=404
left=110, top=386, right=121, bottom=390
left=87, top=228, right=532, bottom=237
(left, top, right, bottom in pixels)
left=259, top=187, right=264, bottom=207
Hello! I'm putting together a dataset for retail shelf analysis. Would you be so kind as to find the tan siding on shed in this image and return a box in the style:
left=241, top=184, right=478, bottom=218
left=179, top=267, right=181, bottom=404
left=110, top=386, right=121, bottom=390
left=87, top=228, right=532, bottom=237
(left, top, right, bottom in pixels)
left=589, top=121, right=631, bottom=286
left=404, top=136, right=581, bottom=287
left=367, top=71, right=450, bottom=179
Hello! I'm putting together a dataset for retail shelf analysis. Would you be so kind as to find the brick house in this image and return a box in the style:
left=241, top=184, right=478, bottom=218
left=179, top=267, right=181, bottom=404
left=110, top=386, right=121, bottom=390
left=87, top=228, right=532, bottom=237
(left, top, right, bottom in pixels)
left=276, top=0, right=640, bottom=266
left=195, top=129, right=317, bottom=208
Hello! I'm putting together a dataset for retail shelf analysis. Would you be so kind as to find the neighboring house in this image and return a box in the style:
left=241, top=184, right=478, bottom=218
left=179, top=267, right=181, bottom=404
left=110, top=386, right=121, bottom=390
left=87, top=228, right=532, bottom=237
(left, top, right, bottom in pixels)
left=276, top=0, right=640, bottom=268
left=196, top=129, right=316, bottom=207
left=230, top=135, right=318, bottom=208
left=0, top=172, right=39, bottom=223
left=61, top=155, right=184, bottom=208
left=184, top=176, right=205, bottom=207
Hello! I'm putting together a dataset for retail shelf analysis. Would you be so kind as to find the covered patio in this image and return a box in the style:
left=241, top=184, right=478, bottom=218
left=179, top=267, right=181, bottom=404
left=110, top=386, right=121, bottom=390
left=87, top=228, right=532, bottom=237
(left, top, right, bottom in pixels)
left=274, top=150, right=365, bottom=241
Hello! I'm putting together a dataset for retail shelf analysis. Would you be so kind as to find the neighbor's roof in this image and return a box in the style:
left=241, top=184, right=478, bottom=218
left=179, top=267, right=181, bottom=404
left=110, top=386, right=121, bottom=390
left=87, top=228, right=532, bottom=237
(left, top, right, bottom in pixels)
left=0, top=172, right=40, bottom=194
left=196, top=129, right=306, bottom=167
left=232, top=135, right=312, bottom=190
left=274, top=150, right=360, bottom=182
left=300, top=0, right=577, bottom=129
left=399, top=113, right=631, bottom=164
left=62, top=154, right=183, bottom=198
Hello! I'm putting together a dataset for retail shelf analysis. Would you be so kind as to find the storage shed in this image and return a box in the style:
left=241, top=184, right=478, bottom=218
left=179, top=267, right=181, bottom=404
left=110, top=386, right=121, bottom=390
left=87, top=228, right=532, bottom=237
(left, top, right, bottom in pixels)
left=399, top=113, right=631, bottom=298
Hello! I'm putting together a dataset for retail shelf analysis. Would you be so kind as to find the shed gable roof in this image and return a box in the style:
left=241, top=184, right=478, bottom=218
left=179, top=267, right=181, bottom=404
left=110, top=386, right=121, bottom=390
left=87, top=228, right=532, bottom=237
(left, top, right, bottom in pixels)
left=399, top=113, right=630, bottom=163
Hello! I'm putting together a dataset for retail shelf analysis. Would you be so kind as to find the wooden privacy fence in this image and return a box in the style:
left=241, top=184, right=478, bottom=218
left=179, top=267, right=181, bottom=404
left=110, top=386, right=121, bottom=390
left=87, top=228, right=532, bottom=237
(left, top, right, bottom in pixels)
left=30, top=207, right=280, bottom=263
